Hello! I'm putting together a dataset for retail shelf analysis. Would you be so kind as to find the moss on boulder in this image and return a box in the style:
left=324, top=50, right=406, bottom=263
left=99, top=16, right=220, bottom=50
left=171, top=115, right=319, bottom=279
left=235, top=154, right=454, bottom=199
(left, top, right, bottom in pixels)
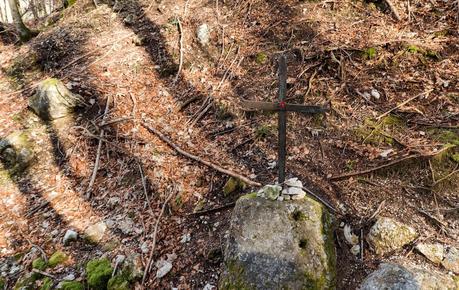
left=86, top=257, right=113, bottom=289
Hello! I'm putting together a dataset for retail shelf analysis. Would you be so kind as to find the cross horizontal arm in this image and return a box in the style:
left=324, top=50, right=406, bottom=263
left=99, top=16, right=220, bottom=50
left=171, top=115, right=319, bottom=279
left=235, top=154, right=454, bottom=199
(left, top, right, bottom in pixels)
left=242, top=99, right=328, bottom=114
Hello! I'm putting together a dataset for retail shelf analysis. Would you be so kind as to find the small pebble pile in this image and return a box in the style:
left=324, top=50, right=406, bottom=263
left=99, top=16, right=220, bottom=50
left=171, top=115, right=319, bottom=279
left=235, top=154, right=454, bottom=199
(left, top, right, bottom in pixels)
left=256, top=177, right=306, bottom=201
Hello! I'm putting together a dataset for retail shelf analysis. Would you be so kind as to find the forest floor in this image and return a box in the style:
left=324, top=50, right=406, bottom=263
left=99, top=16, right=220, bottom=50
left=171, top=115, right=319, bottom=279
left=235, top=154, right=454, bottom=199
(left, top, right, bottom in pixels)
left=0, top=0, right=458, bottom=288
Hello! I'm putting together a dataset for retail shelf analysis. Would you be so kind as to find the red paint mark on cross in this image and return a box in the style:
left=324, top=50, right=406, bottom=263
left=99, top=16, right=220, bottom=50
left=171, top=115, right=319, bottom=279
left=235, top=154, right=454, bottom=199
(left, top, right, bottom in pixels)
left=279, top=101, right=286, bottom=109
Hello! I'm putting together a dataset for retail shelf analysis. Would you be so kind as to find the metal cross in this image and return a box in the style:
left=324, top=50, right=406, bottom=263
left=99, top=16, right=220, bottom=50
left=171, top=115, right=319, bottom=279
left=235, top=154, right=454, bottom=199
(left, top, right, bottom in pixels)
left=242, top=55, right=327, bottom=184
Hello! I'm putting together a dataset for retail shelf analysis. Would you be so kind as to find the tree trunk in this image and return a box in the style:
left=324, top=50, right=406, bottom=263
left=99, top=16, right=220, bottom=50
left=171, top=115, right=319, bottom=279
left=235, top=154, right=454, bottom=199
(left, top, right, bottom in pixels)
left=7, top=0, right=34, bottom=41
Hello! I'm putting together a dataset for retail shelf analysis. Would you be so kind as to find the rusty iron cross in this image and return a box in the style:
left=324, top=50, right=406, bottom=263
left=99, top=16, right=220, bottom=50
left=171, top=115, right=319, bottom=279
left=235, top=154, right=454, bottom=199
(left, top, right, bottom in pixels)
left=242, top=55, right=328, bottom=184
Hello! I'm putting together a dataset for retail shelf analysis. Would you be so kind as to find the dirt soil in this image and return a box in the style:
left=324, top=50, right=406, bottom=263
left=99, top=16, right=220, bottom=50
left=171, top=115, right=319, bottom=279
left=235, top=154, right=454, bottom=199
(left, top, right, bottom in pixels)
left=0, top=0, right=458, bottom=289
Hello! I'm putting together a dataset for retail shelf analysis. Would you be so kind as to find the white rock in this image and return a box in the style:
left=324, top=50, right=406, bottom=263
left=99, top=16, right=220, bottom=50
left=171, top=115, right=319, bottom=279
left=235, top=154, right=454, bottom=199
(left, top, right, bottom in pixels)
left=343, top=224, right=359, bottom=245
left=203, top=283, right=215, bottom=290
left=371, top=89, right=381, bottom=99
left=197, top=24, right=210, bottom=46
left=287, top=186, right=305, bottom=196
left=155, top=260, right=173, bottom=279
left=62, top=273, right=75, bottom=280
left=350, top=244, right=360, bottom=256
left=84, top=221, right=107, bottom=243
left=63, top=229, right=78, bottom=246
left=284, top=177, right=303, bottom=188
left=115, top=255, right=126, bottom=265
left=290, top=191, right=306, bottom=200
left=140, top=242, right=149, bottom=253
left=442, top=247, right=459, bottom=274
left=180, top=233, right=191, bottom=243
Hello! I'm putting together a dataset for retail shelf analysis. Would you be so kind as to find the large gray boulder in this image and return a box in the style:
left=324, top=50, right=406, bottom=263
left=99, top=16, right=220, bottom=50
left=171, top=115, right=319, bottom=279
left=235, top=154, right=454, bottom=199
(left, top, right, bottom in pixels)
left=29, top=78, right=83, bottom=120
left=219, top=194, right=336, bottom=290
left=360, top=262, right=458, bottom=290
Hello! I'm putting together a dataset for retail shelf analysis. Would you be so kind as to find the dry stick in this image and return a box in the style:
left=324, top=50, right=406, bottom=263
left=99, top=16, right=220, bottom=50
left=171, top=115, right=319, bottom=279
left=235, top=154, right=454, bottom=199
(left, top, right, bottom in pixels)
left=86, top=96, right=111, bottom=198
left=142, top=189, right=176, bottom=285
left=179, top=95, right=200, bottom=111
left=331, top=146, right=451, bottom=181
left=377, top=89, right=433, bottom=120
left=174, top=16, right=184, bottom=84
left=191, top=101, right=213, bottom=126
left=330, top=154, right=420, bottom=181
left=141, top=121, right=261, bottom=187
left=432, top=164, right=459, bottom=186
left=99, top=116, right=134, bottom=127
left=385, top=0, right=401, bottom=21
left=138, top=162, right=154, bottom=214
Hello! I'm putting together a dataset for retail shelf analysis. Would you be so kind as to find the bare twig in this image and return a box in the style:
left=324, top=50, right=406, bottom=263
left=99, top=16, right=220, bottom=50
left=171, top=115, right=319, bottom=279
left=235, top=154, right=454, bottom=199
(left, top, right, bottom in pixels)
left=377, top=90, right=433, bottom=120
left=330, top=154, right=419, bottom=180
left=141, top=121, right=261, bottom=187
left=99, top=116, right=134, bottom=127
left=368, top=200, right=386, bottom=221
left=142, top=189, right=176, bottom=285
left=432, top=164, right=459, bottom=186
left=385, top=0, right=401, bottom=21
left=179, top=96, right=201, bottom=111
left=32, top=269, right=56, bottom=279
left=189, top=202, right=236, bottom=216
left=86, top=96, right=111, bottom=198
left=138, top=162, right=154, bottom=214
left=174, top=17, right=184, bottom=84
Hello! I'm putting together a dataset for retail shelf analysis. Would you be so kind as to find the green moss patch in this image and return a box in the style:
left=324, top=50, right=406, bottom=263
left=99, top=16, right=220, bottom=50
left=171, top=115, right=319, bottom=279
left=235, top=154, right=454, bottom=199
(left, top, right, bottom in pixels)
left=39, top=277, right=53, bottom=290
left=86, top=258, right=113, bottom=290
left=32, top=258, right=48, bottom=271
left=223, top=177, right=247, bottom=196
left=107, top=275, right=130, bottom=290
left=48, top=251, right=68, bottom=268
left=60, top=281, right=84, bottom=290
left=255, top=52, right=268, bottom=65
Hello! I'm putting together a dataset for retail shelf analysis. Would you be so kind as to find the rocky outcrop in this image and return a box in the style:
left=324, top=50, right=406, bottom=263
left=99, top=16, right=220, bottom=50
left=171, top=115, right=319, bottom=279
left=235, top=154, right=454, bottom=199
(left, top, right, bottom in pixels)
left=29, top=78, right=83, bottom=120
left=360, top=262, right=458, bottom=290
left=367, top=217, right=417, bottom=255
left=219, top=195, right=336, bottom=290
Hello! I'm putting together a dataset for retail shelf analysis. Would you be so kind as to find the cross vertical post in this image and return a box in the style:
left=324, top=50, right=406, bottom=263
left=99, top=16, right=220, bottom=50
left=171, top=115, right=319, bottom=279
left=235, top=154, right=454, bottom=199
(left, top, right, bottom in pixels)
left=277, top=55, right=287, bottom=184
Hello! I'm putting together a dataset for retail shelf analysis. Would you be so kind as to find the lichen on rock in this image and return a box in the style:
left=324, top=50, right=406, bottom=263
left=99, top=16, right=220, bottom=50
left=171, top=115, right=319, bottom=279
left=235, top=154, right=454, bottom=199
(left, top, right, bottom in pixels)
left=367, top=217, right=417, bottom=255
left=60, top=281, right=85, bottom=290
left=0, top=130, right=35, bottom=175
left=219, top=196, right=336, bottom=289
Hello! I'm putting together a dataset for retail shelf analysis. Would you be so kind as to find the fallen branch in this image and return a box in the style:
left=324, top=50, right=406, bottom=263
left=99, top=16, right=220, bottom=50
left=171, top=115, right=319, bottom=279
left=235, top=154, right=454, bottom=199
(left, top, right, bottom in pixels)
left=331, top=146, right=451, bottom=181
left=189, top=202, right=236, bottom=216
left=385, top=0, right=401, bottom=21
left=174, top=16, right=184, bottom=84
left=86, top=96, right=111, bottom=198
left=377, top=90, right=433, bottom=120
left=32, top=269, right=55, bottom=279
left=330, top=154, right=420, bottom=181
left=141, top=120, right=261, bottom=187
left=142, top=189, right=175, bottom=285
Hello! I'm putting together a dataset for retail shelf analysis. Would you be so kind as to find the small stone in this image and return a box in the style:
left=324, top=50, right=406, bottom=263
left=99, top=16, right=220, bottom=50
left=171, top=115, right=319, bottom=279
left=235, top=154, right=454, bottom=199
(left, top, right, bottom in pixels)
left=84, top=221, right=107, bottom=243
left=442, top=247, right=459, bottom=274
left=63, top=230, right=78, bottom=246
left=284, top=177, right=303, bottom=188
left=203, top=283, right=215, bottom=290
left=350, top=244, right=361, bottom=256
left=115, top=255, right=126, bottom=265
left=197, top=24, right=210, bottom=46
left=415, top=243, right=444, bottom=264
left=140, top=242, right=149, bottom=253
left=370, top=88, right=381, bottom=99
left=290, top=191, right=306, bottom=200
left=180, top=233, right=191, bottom=243
left=155, top=260, right=172, bottom=279
left=367, top=217, right=417, bottom=255
left=62, top=273, right=75, bottom=280
left=118, top=217, right=135, bottom=235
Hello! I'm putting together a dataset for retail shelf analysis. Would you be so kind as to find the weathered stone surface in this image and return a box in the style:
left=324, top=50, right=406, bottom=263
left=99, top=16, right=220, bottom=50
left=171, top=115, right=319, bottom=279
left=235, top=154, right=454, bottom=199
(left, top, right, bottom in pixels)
left=219, top=196, right=336, bottom=290
left=415, top=243, right=444, bottom=264
left=84, top=221, right=107, bottom=243
left=367, top=217, right=417, bottom=255
left=29, top=78, right=83, bottom=120
left=360, top=262, right=458, bottom=290
left=442, top=247, right=459, bottom=274
left=0, top=130, right=34, bottom=174
left=197, top=24, right=210, bottom=46
left=63, top=229, right=78, bottom=246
